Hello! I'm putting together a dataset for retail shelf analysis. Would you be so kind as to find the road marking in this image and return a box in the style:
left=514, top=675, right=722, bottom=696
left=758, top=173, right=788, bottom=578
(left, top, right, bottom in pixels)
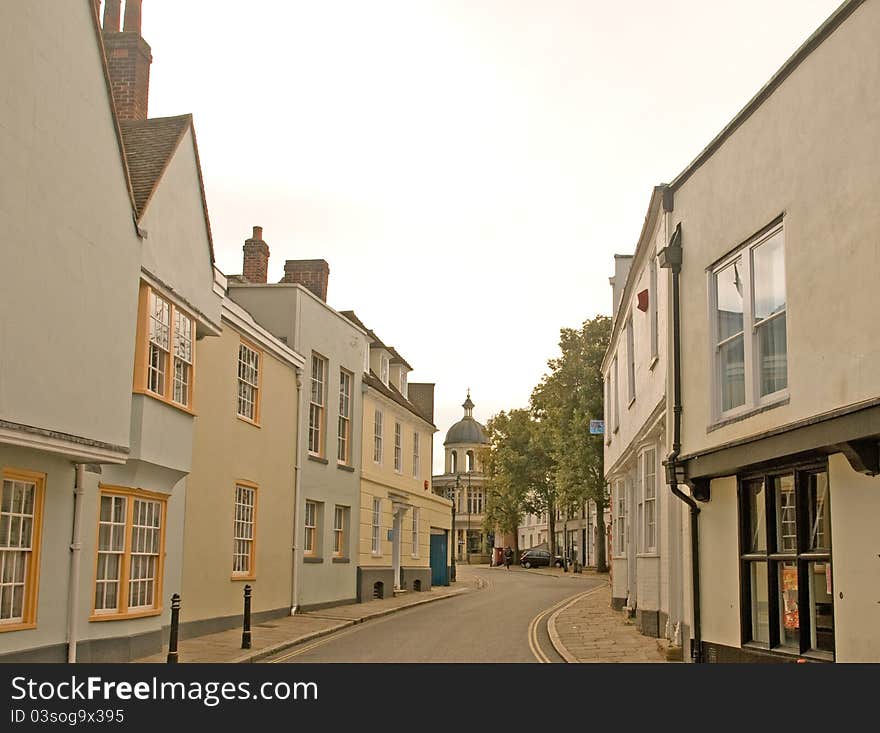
left=528, top=588, right=598, bottom=663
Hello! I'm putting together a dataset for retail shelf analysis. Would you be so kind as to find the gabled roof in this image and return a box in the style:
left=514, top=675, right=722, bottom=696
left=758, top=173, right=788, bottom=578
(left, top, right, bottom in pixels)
left=364, top=370, right=435, bottom=428
left=118, top=114, right=216, bottom=262
left=339, top=310, right=388, bottom=349
left=387, top=346, right=412, bottom=371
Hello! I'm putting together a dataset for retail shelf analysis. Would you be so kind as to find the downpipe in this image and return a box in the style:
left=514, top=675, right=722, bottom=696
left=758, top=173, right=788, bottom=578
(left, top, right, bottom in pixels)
left=290, top=368, right=304, bottom=616
left=67, top=464, right=86, bottom=663
left=660, top=221, right=703, bottom=663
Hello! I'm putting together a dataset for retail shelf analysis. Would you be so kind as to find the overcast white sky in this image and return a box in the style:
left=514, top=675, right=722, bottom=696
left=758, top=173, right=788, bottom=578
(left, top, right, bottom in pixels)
left=139, top=0, right=842, bottom=472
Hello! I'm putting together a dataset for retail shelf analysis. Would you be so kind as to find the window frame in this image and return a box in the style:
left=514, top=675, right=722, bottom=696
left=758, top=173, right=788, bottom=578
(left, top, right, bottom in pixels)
left=649, top=253, right=659, bottom=364
left=333, top=505, right=346, bottom=558
left=90, top=485, right=167, bottom=622
left=639, top=447, right=657, bottom=554
left=411, top=508, right=420, bottom=558
left=393, top=421, right=402, bottom=473
left=373, top=409, right=384, bottom=465
left=626, top=313, right=635, bottom=406
left=236, top=340, right=262, bottom=425
left=0, top=468, right=46, bottom=632
left=737, top=460, right=833, bottom=660
left=303, top=500, right=317, bottom=557
left=337, top=369, right=352, bottom=465
left=308, top=353, right=328, bottom=457
left=708, top=221, right=788, bottom=423
left=371, top=498, right=382, bottom=555
left=612, top=355, right=620, bottom=433
left=412, top=431, right=420, bottom=479
left=231, top=482, right=258, bottom=580
left=135, top=282, right=197, bottom=413
left=613, top=479, right=626, bottom=558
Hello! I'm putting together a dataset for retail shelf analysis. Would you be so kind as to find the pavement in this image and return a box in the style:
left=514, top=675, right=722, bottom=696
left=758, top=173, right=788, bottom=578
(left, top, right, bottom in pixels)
left=490, top=564, right=671, bottom=662
left=133, top=577, right=480, bottom=663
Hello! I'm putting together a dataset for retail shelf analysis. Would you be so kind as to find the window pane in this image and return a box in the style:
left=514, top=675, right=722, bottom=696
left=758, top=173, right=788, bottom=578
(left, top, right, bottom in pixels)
left=757, top=313, right=787, bottom=396
left=808, top=561, right=834, bottom=653
left=745, top=479, right=766, bottom=553
left=807, top=472, right=831, bottom=551
left=777, top=561, right=799, bottom=649
left=749, top=562, right=770, bottom=644
left=774, top=475, right=797, bottom=553
left=719, top=336, right=745, bottom=411
left=716, top=258, right=744, bottom=341
left=752, top=232, right=785, bottom=321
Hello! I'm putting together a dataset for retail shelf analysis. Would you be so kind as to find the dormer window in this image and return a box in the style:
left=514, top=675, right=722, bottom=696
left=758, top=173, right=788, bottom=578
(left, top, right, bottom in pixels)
left=400, top=370, right=408, bottom=396
left=380, top=354, right=389, bottom=385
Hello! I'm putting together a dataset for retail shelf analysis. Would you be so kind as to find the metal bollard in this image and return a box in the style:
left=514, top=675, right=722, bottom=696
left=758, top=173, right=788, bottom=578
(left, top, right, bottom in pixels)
left=241, top=584, right=252, bottom=650
left=166, top=593, right=180, bottom=664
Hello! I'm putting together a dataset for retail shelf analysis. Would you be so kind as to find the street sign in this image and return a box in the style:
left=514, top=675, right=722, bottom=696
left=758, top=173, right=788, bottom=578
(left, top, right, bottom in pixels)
left=589, top=420, right=605, bottom=435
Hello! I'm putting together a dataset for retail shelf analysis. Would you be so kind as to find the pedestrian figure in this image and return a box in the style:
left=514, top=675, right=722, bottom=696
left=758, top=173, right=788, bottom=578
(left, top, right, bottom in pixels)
left=504, top=546, right=513, bottom=570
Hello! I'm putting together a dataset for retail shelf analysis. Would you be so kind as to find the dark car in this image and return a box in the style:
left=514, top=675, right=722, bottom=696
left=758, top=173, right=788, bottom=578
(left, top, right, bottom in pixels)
left=519, top=548, right=563, bottom=568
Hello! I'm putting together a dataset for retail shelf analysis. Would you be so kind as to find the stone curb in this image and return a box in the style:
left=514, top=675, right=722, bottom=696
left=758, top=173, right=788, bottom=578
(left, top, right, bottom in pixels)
left=233, top=587, right=472, bottom=663
left=547, top=581, right=610, bottom=664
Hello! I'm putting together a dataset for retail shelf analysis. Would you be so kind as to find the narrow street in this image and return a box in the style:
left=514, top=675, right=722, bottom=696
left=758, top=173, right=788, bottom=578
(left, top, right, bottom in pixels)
left=265, top=567, right=602, bottom=663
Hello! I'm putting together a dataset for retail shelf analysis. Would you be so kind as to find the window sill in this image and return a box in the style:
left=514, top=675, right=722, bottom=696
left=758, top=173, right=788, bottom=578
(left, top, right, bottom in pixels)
left=708, top=396, right=789, bottom=434
left=337, top=463, right=355, bottom=473
left=649, top=355, right=659, bottom=371
left=636, top=552, right=660, bottom=559
left=410, top=554, right=420, bottom=560
left=236, top=415, right=261, bottom=428
left=331, top=557, right=350, bottom=564
left=231, top=574, right=256, bottom=581
left=303, top=556, right=323, bottom=564
left=0, top=621, right=37, bottom=633
left=89, top=608, right=162, bottom=622
left=371, top=552, right=382, bottom=558
left=134, top=388, right=197, bottom=417
left=308, top=455, right=329, bottom=465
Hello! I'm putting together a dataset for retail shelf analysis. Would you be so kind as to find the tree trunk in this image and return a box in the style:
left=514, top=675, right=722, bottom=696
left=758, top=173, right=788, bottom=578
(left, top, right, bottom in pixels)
left=548, top=499, right=556, bottom=559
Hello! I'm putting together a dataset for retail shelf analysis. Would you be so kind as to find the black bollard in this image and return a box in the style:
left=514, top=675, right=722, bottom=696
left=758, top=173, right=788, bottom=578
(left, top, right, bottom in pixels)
left=241, top=584, right=252, bottom=649
left=166, top=593, right=180, bottom=664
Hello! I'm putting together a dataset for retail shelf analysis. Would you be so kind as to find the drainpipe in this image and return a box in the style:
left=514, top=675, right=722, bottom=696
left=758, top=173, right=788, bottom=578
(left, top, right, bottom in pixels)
left=67, top=464, right=86, bottom=663
left=659, top=222, right=703, bottom=663
left=291, top=368, right=304, bottom=615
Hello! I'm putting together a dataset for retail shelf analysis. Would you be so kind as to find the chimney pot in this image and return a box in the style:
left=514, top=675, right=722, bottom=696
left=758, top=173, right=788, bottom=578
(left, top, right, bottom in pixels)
left=253, top=226, right=263, bottom=240
left=123, top=0, right=143, bottom=33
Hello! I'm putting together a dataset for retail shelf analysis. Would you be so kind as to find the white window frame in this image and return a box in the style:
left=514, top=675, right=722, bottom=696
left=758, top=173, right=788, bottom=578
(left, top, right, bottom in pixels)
left=412, top=432, right=420, bottom=478
left=172, top=310, right=194, bottom=407
left=393, top=421, right=402, bottom=473
left=649, top=254, right=659, bottom=364
left=309, top=354, right=327, bottom=456
left=147, top=291, right=171, bottom=398
left=709, top=222, right=788, bottom=423
left=337, top=369, right=352, bottom=464
left=237, top=342, right=260, bottom=423
left=380, top=354, right=390, bottom=385
left=612, top=356, right=620, bottom=432
left=333, top=506, right=345, bottom=558
left=304, top=501, right=317, bottom=556
left=371, top=498, right=381, bottom=555
left=614, top=479, right=626, bottom=558
left=411, top=508, right=420, bottom=558
left=639, top=448, right=657, bottom=554
left=373, top=410, right=383, bottom=464
left=400, top=370, right=408, bottom=397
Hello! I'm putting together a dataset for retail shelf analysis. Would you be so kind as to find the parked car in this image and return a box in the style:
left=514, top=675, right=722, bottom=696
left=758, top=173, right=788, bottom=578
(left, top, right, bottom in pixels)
left=519, top=548, right=563, bottom=568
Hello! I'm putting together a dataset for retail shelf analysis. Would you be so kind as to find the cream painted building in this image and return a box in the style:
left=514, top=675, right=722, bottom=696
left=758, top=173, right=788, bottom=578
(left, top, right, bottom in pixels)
left=654, top=0, right=880, bottom=662
left=341, top=312, right=452, bottom=598
left=602, top=186, right=686, bottom=645
left=180, top=275, right=305, bottom=636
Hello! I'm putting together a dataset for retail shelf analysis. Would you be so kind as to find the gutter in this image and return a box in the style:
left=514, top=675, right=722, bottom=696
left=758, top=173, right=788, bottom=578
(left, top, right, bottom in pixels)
left=658, top=222, right=703, bottom=663
left=67, top=464, right=86, bottom=663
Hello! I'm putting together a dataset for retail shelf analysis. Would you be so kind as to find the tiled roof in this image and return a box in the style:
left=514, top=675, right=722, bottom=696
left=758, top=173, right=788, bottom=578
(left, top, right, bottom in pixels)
left=364, top=370, right=435, bottom=428
left=387, top=346, right=412, bottom=371
left=119, top=114, right=192, bottom=218
left=339, top=310, right=387, bottom=349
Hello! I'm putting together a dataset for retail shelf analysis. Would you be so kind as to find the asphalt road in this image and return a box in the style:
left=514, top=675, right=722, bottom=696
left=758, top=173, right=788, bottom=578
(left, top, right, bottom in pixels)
left=265, top=566, right=602, bottom=663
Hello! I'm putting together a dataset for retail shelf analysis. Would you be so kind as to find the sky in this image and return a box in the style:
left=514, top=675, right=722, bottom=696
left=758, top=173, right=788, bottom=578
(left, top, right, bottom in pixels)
left=137, top=0, right=843, bottom=473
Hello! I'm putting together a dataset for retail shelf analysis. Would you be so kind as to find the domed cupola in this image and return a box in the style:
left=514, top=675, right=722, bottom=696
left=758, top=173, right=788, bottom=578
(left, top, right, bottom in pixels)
left=444, top=390, right=488, bottom=446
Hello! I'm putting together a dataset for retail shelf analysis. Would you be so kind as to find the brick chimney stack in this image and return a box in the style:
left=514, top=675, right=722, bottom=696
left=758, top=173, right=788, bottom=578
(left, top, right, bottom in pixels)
left=281, top=260, right=330, bottom=302
left=102, top=0, right=152, bottom=121
left=242, top=226, right=270, bottom=284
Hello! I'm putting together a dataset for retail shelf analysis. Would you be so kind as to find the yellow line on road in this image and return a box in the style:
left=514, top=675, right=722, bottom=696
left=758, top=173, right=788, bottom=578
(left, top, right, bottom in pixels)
left=528, top=588, right=597, bottom=663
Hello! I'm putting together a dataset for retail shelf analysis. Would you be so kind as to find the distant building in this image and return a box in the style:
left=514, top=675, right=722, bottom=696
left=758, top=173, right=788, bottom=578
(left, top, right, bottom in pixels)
left=432, top=393, right=491, bottom=564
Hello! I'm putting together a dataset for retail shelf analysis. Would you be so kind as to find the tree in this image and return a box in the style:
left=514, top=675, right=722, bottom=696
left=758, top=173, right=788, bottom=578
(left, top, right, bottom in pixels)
left=481, top=410, right=529, bottom=556
left=531, top=315, right=611, bottom=572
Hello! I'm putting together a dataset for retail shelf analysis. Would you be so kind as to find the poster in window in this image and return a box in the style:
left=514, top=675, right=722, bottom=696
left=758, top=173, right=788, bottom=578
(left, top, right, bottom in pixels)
left=782, top=565, right=799, bottom=630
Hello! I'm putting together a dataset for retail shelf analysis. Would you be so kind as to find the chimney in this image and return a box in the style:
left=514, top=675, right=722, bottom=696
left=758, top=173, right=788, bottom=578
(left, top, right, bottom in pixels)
left=242, top=226, right=270, bottom=284
left=281, top=260, right=330, bottom=302
left=102, top=0, right=152, bottom=121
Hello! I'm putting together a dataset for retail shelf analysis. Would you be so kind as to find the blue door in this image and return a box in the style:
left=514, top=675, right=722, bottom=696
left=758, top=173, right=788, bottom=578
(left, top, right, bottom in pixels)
left=430, top=533, right=449, bottom=586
